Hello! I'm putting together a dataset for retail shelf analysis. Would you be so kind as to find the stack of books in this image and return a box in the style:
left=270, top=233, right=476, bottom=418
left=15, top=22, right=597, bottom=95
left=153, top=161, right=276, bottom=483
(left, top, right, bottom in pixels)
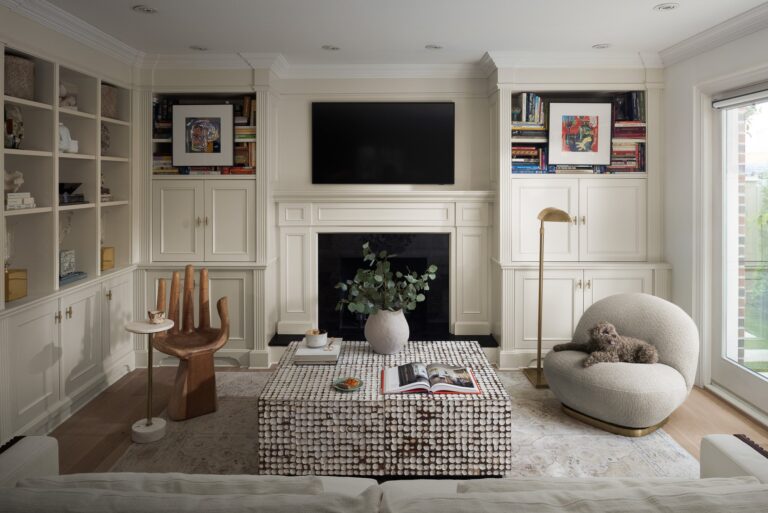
left=294, top=338, right=342, bottom=365
left=609, top=142, right=646, bottom=172
left=153, top=155, right=175, bottom=174
left=234, top=125, right=256, bottom=142
left=511, top=146, right=547, bottom=173
left=6, top=192, right=36, bottom=210
left=613, top=121, right=646, bottom=139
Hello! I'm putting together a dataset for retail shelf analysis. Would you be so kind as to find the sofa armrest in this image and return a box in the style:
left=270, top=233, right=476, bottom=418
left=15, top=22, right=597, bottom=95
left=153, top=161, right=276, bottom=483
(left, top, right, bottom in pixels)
left=700, top=434, right=768, bottom=483
left=0, top=436, right=59, bottom=488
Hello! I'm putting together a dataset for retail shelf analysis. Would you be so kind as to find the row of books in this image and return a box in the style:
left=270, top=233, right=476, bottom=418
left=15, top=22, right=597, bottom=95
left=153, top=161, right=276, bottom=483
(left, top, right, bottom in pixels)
left=511, top=92, right=545, bottom=125
left=234, top=142, right=257, bottom=168
left=235, top=96, right=257, bottom=126
left=614, top=91, right=645, bottom=123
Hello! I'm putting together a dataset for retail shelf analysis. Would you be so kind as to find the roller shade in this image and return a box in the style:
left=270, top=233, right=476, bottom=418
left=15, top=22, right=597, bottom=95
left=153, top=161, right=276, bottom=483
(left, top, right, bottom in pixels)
left=713, top=83, right=768, bottom=109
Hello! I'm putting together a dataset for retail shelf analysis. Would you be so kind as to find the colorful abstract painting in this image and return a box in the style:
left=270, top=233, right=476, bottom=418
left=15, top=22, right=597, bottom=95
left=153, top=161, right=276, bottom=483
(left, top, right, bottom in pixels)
left=185, top=117, right=221, bottom=153
left=561, top=115, right=599, bottom=153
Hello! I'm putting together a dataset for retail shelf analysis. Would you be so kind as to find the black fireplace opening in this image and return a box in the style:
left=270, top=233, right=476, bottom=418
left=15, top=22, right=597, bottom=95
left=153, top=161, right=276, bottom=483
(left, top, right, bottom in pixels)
left=318, top=233, right=450, bottom=340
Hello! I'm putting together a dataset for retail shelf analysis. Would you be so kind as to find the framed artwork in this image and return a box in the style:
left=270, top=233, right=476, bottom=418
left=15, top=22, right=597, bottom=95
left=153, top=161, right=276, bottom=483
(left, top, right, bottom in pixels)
left=172, top=104, right=234, bottom=166
left=547, top=103, right=612, bottom=165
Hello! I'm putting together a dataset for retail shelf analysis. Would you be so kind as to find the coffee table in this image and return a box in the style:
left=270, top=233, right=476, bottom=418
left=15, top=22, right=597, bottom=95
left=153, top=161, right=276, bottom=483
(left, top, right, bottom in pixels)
left=257, top=340, right=512, bottom=477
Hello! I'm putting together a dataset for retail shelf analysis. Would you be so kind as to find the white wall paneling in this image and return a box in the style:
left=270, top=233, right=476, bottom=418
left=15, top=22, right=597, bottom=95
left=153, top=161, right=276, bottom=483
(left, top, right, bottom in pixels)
left=276, top=196, right=492, bottom=336
left=140, top=268, right=254, bottom=368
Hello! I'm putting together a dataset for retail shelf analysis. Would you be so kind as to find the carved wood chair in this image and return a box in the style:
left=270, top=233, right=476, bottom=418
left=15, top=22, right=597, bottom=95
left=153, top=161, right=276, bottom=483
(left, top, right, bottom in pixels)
left=153, top=265, right=229, bottom=421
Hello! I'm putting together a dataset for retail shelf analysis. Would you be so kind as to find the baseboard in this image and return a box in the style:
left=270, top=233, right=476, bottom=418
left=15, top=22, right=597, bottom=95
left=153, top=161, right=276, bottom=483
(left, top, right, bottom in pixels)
left=14, top=351, right=135, bottom=440
left=706, top=383, right=768, bottom=430
left=453, top=322, right=491, bottom=336
left=499, top=350, right=541, bottom=370
left=134, top=348, right=251, bottom=368
left=249, top=350, right=270, bottom=369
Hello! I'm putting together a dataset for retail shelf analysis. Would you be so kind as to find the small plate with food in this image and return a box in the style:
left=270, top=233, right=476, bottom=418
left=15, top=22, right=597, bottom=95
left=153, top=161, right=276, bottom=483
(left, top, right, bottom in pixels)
left=332, top=376, right=363, bottom=392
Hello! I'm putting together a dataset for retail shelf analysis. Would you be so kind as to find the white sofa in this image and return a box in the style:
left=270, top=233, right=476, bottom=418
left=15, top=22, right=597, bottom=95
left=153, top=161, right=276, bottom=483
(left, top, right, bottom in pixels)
left=1, top=435, right=767, bottom=512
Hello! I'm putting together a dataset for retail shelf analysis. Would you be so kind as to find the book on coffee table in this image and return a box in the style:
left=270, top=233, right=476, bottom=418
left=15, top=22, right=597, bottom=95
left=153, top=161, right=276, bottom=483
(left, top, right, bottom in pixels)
left=294, top=338, right=341, bottom=365
left=381, top=362, right=480, bottom=395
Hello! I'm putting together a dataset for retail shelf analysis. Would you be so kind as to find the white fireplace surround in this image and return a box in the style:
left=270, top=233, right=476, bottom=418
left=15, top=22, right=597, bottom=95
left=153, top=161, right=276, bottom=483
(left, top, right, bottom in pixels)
left=276, top=191, right=493, bottom=337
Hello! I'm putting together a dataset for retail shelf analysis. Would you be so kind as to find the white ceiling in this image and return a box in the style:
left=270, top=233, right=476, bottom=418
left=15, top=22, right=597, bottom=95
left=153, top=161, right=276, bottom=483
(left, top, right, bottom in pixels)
left=42, top=0, right=768, bottom=66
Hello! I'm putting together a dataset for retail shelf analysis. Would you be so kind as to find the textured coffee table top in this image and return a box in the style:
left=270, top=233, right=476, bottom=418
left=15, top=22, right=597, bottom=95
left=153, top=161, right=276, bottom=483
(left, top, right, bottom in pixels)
left=261, top=340, right=509, bottom=403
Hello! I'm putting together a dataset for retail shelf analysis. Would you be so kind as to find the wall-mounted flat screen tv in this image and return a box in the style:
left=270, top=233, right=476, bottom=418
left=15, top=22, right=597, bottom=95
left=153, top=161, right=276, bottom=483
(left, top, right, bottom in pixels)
left=312, top=102, right=455, bottom=184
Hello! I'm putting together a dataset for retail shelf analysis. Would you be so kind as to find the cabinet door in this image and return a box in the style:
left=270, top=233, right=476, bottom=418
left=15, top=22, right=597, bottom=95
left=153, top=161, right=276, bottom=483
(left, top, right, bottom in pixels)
left=60, top=285, right=102, bottom=399
left=102, top=274, right=134, bottom=366
left=5, top=300, right=59, bottom=432
left=583, top=269, right=653, bottom=307
left=511, top=179, right=579, bottom=261
left=152, top=180, right=204, bottom=262
left=513, top=269, right=584, bottom=352
left=579, top=179, right=646, bottom=261
left=205, top=180, right=255, bottom=261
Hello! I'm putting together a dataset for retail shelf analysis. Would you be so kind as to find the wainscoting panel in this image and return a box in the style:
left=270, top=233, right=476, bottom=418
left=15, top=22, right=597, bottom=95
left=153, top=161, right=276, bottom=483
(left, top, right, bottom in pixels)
left=314, top=202, right=454, bottom=226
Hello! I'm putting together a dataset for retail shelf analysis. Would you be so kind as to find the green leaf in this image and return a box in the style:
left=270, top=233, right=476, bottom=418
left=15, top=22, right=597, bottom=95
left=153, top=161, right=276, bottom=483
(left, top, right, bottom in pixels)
left=378, top=250, right=388, bottom=259
left=374, top=275, right=383, bottom=282
left=416, top=294, right=426, bottom=302
left=427, top=264, right=438, bottom=273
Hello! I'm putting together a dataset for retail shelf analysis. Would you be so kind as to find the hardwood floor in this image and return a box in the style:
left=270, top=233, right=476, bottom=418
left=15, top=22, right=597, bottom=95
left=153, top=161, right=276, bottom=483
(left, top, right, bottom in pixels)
left=50, top=370, right=768, bottom=474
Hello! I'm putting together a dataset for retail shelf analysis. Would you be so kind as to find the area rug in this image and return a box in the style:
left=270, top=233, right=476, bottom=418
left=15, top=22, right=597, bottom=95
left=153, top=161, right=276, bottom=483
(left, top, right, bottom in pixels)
left=111, top=370, right=699, bottom=478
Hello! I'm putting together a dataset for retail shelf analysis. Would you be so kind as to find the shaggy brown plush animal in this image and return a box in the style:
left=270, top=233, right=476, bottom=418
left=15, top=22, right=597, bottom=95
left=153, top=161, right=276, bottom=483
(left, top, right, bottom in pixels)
left=553, top=321, right=659, bottom=367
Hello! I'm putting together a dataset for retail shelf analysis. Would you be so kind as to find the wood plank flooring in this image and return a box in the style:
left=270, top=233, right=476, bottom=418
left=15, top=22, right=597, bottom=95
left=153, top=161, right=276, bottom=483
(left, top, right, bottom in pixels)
left=50, top=370, right=768, bottom=474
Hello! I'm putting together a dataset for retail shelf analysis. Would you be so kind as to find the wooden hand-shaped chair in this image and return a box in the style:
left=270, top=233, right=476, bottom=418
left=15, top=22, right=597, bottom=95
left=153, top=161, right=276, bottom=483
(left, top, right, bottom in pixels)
left=153, top=265, right=229, bottom=421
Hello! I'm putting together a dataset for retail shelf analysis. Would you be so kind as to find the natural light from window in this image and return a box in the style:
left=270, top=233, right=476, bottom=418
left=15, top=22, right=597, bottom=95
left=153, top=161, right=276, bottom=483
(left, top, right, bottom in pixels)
left=725, top=101, right=768, bottom=378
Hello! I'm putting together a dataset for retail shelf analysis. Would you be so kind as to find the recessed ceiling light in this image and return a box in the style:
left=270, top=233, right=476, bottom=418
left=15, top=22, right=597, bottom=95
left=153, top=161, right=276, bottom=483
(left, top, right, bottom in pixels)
left=131, top=4, right=157, bottom=14
left=653, top=2, right=680, bottom=11
left=592, top=43, right=611, bottom=50
left=425, top=44, right=443, bottom=50
left=189, top=45, right=208, bottom=52
left=321, top=45, right=340, bottom=51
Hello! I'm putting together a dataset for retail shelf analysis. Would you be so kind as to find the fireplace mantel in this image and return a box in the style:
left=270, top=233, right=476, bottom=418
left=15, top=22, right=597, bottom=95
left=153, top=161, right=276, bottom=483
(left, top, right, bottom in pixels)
left=276, top=192, right=493, bottom=337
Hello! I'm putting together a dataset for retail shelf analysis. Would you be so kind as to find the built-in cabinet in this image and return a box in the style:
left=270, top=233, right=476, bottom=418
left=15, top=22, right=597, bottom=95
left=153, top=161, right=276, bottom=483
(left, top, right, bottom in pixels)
left=152, top=179, right=256, bottom=262
left=510, top=177, right=647, bottom=262
left=0, top=271, right=134, bottom=442
left=512, top=268, right=653, bottom=352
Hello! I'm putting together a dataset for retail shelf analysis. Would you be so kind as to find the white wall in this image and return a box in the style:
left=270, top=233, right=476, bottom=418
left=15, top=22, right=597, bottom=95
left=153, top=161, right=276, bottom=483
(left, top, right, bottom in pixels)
left=665, top=27, right=768, bottom=319
left=273, top=77, right=491, bottom=192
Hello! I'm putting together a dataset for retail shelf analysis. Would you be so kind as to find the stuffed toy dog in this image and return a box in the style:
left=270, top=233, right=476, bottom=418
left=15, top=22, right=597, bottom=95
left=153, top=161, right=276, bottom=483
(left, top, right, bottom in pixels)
left=553, top=321, right=659, bottom=368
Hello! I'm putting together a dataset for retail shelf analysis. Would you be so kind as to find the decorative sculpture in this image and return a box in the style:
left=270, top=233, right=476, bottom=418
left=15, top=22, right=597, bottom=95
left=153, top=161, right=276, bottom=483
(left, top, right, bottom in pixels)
left=4, top=169, right=23, bottom=193
left=152, top=265, right=229, bottom=421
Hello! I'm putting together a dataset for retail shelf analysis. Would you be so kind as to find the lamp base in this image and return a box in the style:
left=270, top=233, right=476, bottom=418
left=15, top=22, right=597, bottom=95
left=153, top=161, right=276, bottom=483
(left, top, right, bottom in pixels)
left=522, top=367, right=549, bottom=389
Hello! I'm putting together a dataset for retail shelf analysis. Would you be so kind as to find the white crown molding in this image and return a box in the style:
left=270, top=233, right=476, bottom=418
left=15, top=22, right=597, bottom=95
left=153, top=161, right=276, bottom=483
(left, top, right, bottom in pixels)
left=148, top=53, right=252, bottom=70
left=270, top=62, right=487, bottom=80
left=0, top=0, right=144, bottom=65
left=660, top=2, right=768, bottom=66
left=486, top=50, right=657, bottom=70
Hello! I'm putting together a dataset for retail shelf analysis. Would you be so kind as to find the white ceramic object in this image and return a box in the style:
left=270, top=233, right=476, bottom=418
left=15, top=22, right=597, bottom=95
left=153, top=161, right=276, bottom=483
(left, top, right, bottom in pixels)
left=131, top=417, right=166, bottom=443
left=305, top=329, right=327, bottom=348
left=58, top=123, right=72, bottom=152
left=364, top=309, right=409, bottom=354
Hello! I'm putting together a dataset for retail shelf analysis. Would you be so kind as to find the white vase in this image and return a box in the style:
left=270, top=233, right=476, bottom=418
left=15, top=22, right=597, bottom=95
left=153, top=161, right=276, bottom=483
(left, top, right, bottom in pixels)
left=364, top=309, right=409, bottom=354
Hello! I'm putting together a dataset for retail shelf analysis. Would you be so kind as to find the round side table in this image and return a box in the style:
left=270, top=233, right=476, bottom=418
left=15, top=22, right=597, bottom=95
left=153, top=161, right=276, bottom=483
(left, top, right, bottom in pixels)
left=125, top=319, right=174, bottom=443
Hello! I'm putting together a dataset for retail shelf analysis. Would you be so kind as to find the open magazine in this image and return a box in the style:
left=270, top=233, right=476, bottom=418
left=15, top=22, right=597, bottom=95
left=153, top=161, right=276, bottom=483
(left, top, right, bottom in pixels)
left=381, top=362, right=480, bottom=395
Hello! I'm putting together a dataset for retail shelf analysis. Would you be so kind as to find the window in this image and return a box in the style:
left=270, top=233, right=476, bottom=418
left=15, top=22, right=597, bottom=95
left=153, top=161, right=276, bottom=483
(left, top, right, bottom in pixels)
left=723, top=102, right=768, bottom=378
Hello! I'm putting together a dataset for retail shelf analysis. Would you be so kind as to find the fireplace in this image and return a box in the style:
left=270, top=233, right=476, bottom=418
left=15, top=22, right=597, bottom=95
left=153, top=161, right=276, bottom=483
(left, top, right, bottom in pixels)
left=318, top=233, right=450, bottom=339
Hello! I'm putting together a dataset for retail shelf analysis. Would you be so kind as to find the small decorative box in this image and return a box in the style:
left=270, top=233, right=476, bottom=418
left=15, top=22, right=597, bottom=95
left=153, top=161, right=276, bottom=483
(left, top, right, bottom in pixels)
left=5, top=268, right=28, bottom=302
left=59, top=249, right=76, bottom=277
left=101, top=246, right=115, bottom=271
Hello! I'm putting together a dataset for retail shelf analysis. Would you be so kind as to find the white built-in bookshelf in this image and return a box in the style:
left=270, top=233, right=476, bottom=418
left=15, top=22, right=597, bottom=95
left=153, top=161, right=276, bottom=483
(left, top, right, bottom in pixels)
left=1, top=45, right=132, bottom=310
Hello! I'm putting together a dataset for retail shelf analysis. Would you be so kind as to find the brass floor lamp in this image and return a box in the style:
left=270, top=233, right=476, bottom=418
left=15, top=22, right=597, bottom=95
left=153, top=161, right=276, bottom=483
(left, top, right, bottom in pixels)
left=523, top=207, right=573, bottom=389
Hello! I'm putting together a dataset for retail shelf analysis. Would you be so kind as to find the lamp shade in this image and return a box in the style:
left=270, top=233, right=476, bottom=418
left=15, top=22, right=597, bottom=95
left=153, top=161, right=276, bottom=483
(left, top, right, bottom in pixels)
left=538, top=207, right=571, bottom=223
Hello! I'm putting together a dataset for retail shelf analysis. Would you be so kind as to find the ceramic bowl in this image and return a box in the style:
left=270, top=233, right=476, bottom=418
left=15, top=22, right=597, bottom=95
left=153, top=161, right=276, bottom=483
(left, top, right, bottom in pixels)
left=305, top=328, right=328, bottom=348
left=147, top=310, right=166, bottom=324
left=333, top=376, right=363, bottom=392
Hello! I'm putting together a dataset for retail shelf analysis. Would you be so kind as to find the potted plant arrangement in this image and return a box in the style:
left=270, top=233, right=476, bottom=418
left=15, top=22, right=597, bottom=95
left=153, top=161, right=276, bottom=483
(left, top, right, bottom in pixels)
left=335, top=242, right=437, bottom=354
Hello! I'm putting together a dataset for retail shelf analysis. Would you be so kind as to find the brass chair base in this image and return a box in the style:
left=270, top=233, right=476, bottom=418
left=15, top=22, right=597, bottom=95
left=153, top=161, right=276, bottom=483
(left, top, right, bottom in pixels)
left=562, top=404, right=668, bottom=437
left=522, top=367, right=549, bottom=389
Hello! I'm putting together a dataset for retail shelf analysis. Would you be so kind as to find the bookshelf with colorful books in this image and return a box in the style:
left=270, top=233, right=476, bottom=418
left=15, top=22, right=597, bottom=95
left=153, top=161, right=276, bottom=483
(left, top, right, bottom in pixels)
left=152, top=93, right=257, bottom=177
left=510, top=90, right=647, bottom=175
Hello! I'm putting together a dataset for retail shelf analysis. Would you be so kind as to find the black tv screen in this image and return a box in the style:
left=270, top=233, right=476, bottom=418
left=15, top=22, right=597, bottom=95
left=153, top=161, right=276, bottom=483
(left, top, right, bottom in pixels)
left=312, top=102, right=455, bottom=184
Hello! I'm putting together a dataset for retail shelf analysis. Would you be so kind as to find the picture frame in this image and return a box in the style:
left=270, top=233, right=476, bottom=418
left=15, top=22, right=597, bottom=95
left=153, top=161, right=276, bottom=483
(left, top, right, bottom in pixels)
left=172, top=104, right=234, bottom=166
left=547, top=102, right=612, bottom=165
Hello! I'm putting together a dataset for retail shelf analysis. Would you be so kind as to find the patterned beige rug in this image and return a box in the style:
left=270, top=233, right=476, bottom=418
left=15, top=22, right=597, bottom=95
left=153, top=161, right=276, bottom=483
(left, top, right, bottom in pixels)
left=111, top=370, right=699, bottom=478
